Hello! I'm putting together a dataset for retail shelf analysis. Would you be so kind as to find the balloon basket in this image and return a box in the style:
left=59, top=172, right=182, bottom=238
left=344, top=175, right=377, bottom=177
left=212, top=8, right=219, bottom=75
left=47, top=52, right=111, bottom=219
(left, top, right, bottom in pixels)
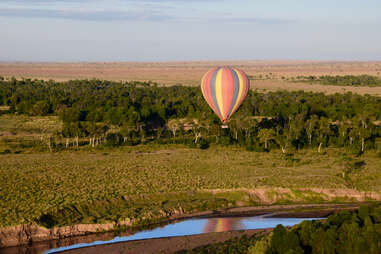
left=221, top=125, right=229, bottom=129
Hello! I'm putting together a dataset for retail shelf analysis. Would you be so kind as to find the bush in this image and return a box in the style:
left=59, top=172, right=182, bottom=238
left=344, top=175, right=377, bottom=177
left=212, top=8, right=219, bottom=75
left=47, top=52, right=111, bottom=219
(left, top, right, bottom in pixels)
left=198, top=138, right=210, bottom=150
left=218, top=136, right=233, bottom=146
left=105, top=132, right=123, bottom=147
left=0, top=149, right=11, bottom=154
left=345, top=159, right=366, bottom=173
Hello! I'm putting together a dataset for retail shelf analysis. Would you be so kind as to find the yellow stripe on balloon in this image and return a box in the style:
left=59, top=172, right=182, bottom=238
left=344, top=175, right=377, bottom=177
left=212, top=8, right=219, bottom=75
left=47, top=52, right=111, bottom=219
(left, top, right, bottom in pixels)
left=231, top=68, right=244, bottom=115
left=200, top=71, right=209, bottom=100
left=215, top=69, right=224, bottom=118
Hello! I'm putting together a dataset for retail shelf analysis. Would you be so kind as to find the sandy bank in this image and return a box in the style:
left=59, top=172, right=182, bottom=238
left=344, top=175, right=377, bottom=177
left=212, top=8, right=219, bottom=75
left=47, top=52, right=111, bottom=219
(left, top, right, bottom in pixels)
left=62, top=229, right=272, bottom=254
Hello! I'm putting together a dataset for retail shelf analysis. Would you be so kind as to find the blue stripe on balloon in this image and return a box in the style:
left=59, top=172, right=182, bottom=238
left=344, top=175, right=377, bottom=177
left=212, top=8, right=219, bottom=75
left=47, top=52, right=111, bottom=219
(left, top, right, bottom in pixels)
left=210, top=67, right=222, bottom=119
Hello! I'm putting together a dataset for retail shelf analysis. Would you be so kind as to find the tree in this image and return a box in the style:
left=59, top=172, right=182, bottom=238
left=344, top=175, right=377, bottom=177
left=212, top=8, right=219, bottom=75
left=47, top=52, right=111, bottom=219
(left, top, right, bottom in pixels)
left=229, top=117, right=244, bottom=140
left=188, top=118, right=204, bottom=144
left=241, top=117, right=259, bottom=138
left=356, top=116, right=372, bottom=152
left=316, top=117, right=332, bottom=153
left=338, top=118, right=351, bottom=146
left=167, top=119, right=181, bottom=138
left=270, top=225, right=303, bottom=254
left=120, top=122, right=134, bottom=142
left=274, top=129, right=289, bottom=154
left=305, top=115, right=318, bottom=146
left=30, top=101, right=50, bottom=116
left=258, top=128, right=275, bottom=150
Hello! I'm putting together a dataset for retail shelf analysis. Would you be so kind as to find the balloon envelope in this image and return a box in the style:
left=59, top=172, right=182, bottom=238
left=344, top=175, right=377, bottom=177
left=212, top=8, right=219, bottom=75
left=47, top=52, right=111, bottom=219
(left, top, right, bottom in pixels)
left=201, top=67, right=250, bottom=123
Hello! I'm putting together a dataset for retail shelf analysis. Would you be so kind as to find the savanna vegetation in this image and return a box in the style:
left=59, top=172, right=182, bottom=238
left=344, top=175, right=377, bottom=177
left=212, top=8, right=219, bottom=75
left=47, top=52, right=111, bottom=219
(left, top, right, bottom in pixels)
left=176, top=204, right=381, bottom=254
left=1, top=77, right=381, bottom=155
left=294, top=74, right=381, bottom=87
left=2, top=146, right=381, bottom=228
left=1, top=77, right=381, bottom=231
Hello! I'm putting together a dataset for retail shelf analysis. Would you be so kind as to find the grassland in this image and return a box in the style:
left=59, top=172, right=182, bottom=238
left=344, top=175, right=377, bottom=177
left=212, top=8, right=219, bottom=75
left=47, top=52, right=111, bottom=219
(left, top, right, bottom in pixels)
left=2, top=61, right=381, bottom=96
left=1, top=144, right=381, bottom=227
left=1, top=114, right=381, bottom=228
left=0, top=114, right=61, bottom=154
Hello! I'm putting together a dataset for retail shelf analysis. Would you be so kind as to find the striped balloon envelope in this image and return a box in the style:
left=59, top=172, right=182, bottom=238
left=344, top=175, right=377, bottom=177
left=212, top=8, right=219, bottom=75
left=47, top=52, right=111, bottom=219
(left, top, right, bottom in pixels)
left=201, top=67, right=250, bottom=124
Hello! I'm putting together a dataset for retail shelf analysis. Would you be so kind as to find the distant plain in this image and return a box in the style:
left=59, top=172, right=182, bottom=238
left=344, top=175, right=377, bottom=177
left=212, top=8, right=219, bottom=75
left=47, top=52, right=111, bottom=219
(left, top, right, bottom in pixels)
left=1, top=61, right=381, bottom=96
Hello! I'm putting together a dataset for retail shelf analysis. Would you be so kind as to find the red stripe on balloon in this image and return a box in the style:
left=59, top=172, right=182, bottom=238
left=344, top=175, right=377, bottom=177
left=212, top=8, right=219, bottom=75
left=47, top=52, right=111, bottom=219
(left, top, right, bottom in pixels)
left=221, top=67, right=234, bottom=120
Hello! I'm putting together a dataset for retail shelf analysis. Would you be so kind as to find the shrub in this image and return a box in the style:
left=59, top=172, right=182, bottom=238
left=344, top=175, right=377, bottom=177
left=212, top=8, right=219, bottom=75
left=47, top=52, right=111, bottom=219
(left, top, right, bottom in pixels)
left=105, top=132, right=124, bottom=147
left=198, top=138, right=210, bottom=150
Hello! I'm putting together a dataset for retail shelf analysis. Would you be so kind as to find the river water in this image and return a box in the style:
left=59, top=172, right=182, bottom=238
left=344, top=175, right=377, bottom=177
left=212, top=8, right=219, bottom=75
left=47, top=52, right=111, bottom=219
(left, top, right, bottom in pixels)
left=41, top=215, right=322, bottom=254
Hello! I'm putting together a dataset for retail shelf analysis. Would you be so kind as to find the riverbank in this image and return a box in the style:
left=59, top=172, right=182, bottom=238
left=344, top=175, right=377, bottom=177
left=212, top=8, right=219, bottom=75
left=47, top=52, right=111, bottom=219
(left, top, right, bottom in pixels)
left=63, top=229, right=272, bottom=254
left=0, top=203, right=362, bottom=251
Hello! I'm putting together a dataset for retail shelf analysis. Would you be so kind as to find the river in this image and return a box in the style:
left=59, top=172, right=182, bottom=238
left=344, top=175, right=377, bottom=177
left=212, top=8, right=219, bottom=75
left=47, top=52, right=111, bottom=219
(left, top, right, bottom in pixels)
left=41, top=215, right=322, bottom=254
left=0, top=214, right=324, bottom=254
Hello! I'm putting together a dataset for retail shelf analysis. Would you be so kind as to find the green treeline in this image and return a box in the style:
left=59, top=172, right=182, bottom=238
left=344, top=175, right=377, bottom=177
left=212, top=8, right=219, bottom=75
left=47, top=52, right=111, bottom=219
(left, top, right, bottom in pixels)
left=0, top=77, right=381, bottom=154
left=177, top=205, right=381, bottom=254
left=250, top=205, right=381, bottom=254
left=295, top=74, right=381, bottom=87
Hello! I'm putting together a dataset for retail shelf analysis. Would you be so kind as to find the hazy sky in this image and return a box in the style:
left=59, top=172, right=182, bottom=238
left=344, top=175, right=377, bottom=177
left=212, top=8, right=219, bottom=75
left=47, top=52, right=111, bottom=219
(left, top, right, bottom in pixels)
left=1, top=0, right=381, bottom=61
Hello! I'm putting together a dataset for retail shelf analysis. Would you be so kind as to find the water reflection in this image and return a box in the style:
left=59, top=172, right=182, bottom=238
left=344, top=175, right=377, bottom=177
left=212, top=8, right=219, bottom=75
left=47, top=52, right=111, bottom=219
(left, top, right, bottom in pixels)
left=0, top=215, right=323, bottom=254
left=203, top=218, right=243, bottom=233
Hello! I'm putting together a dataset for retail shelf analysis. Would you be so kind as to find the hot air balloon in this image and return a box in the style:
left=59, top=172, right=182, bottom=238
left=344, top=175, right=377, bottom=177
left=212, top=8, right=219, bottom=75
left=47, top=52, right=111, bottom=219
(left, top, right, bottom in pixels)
left=201, top=67, right=250, bottom=126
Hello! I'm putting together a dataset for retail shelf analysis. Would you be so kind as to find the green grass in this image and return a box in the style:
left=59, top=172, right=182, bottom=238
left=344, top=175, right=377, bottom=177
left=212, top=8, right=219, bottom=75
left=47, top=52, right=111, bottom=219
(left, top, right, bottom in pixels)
left=36, top=192, right=248, bottom=228
left=0, top=114, right=61, bottom=134
left=1, top=114, right=381, bottom=228
left=293, top=74, right=381, bottom=87
left=0, top=114, right=62, bottom=154
left=1, top=145, right=381, bottom=227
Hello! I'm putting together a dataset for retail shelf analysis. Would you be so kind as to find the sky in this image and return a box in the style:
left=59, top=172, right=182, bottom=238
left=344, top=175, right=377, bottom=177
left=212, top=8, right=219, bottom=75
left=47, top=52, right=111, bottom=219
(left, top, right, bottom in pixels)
left=0, top=0, right=381, bottom=62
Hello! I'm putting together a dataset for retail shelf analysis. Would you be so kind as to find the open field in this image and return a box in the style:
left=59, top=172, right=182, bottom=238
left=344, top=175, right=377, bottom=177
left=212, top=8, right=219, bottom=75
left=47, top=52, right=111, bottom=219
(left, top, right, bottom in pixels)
left=0, top=109, right=381, bottom=230
left=252, top=80, right=381, bottom=95
left=1, top=144, right=381, bottom=228
left=2, top=61, right=381, bottom=96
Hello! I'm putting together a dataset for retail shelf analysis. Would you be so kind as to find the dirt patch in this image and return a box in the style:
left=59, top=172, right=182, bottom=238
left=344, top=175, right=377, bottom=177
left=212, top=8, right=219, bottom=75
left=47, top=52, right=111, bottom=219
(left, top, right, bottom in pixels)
left=268, top=207, right=358, bottom=218
left=307, top=188, right=379, bottom=202
left=0, top=223, right=119, bottom=249
left=0, top=131, right=13, bottom=137
left=203, top=188, right=381, bottom=204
